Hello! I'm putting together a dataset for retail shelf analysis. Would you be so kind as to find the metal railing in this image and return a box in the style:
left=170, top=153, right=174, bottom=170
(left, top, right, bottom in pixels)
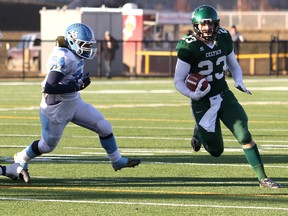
left=0, top=39, right=287, bottom=78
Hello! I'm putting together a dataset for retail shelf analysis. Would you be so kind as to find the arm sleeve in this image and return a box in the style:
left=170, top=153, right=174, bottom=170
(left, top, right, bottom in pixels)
left=43, top=71, right=78, bottom=94
left=227, top=51, right=243, bottom=84
left=174, top=58, right=193, bottom=98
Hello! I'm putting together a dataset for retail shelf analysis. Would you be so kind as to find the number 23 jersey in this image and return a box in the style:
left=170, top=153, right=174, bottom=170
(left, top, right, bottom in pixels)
left=176, top=28, right=234, bottom=97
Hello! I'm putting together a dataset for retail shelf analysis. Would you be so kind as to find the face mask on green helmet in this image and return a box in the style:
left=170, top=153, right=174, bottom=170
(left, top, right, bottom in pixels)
left=191, top=5, right=220, bottom=42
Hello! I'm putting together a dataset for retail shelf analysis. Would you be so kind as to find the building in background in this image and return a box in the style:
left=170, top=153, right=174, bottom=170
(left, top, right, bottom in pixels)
left=1, top=0, right=288, bottom=32
left=0, top=0, right=288, bottom=77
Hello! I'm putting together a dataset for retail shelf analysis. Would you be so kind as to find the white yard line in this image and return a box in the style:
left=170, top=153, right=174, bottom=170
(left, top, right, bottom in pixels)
left=1, top=123, right=288, bottom=133
left=0, top=100, right=287, bottom=111
left=0, top=197, right=287, bottom=211
left=2, top=152, right=288, bottom=169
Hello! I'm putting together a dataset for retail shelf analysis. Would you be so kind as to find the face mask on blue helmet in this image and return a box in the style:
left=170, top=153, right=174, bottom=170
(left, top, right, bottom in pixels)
left=65, top=23, right=97, bottom=59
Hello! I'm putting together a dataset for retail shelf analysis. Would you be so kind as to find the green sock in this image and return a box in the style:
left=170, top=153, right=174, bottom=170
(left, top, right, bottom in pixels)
left=243, top=144, right=266, bottom=180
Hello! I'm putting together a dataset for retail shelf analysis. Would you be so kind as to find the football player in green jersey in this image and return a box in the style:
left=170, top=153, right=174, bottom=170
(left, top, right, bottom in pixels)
left=174, top=5, right=283, bottom=188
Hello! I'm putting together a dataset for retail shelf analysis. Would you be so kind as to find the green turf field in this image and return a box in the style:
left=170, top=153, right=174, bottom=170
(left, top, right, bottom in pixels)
left=0, top=77, right=287, bottom=216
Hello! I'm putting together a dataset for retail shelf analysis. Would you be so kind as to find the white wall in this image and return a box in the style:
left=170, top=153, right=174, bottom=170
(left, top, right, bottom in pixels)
left=40, top=8, right=82, bottom=74
left=39, top=7, right=123, bottom=76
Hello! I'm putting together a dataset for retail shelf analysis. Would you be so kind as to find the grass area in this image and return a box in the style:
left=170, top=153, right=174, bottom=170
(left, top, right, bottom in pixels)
left=0, top=77, right=288, bottom=215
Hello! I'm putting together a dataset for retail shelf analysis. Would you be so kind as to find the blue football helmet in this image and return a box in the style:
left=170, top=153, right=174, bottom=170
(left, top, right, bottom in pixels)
left=65, top=23, right=97, bottom=59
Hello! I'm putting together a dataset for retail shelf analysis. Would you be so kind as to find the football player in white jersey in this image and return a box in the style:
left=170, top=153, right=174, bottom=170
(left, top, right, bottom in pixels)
left=13, top=23, right=140, bottom=182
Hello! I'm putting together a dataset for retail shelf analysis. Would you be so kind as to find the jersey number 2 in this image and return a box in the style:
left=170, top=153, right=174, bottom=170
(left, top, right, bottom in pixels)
left=198, top=56, right=227, bottom=82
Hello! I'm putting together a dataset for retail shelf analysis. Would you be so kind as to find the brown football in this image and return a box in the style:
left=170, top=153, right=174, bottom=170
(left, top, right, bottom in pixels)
left=185, top=73, right=209, bottom=91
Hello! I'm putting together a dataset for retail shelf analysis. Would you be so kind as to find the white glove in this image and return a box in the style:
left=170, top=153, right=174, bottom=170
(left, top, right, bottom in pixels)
left=234, top=81, right=252, bottom=95
left=189, top=79, right=211, bottom=101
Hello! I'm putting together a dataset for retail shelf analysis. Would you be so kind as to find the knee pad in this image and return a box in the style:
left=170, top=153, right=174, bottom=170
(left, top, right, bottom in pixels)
left=204, top=144, right=223, bottom=157
left=238, top=131, right=252, bottom=145
left=97, top=119, right=112, bottom=137
left=209, top=151, right=223, bottom=157
left=38, top=138, right=57, bottom=153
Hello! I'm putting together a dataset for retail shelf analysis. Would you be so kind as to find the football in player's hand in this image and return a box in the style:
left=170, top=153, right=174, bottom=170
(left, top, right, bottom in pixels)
left=185, top=73, right=209, bottom=91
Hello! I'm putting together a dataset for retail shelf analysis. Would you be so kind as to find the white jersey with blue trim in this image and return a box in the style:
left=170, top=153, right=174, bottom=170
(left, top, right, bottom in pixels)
left=41, top=46, right=84, bottom=101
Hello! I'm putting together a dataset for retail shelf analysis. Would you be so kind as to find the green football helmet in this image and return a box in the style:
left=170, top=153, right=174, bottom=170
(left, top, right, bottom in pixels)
left=191, top=5, right=220, bottom=42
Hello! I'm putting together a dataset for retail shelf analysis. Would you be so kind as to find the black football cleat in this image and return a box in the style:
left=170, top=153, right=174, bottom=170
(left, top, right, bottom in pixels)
left=112, top=157, right=141, bottom=171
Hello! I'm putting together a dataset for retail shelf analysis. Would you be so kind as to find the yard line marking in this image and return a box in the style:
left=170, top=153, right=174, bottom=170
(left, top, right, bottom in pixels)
left=0, top=133, right=287, bottom=144
left=0, top=134, right=39, bottom=137
left=241, top=101, right=288, bottom=105
left=248, top=87, right=288, bottom=91
left=2, top=154, right=288, bottom=169
left=1, top=145, right=278, bottom=154
left=1, top=186, right=288, bottom=198
left=0, top=135, right=287, bottom=148
left=0, top=115, right=38, bottom=119
left=94, top=103, right=187, bottom=108
left=0, top=106, right=39, bottom=111
left=1, top=114, right=285, bottom=125
left=1, top=197, right=288, bottom=211
left=0, top=100, right=288, bottom=111
left=70, top=135, right=288, bottom=144
left=0, top=82, right=41, bottom=85
left=84, top=90, right=175, bottom=94
left=150, top=162, right=288, bottom=169
left=0, top=99, right=288, bottom=111
left=1, top=123, right=288, bottom=132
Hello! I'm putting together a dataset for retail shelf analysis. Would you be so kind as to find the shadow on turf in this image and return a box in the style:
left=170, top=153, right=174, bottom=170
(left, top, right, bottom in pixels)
left=1, top=177, right=288, bottom=204
left=1, top=153, right=284, bottom=164
left=1, top=154, right=287, bottom=189
left=138, top=154, right=288, bottom=164
left=6, top=176, right=288, bottom=187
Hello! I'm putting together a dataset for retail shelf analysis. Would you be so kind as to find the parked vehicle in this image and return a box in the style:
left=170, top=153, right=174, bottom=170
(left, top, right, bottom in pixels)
left=6, top=32, right=41, bottom=71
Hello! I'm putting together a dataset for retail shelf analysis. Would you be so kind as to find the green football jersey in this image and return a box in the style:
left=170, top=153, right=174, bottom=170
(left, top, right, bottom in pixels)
left=176, top=28, right=233, bottom=97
